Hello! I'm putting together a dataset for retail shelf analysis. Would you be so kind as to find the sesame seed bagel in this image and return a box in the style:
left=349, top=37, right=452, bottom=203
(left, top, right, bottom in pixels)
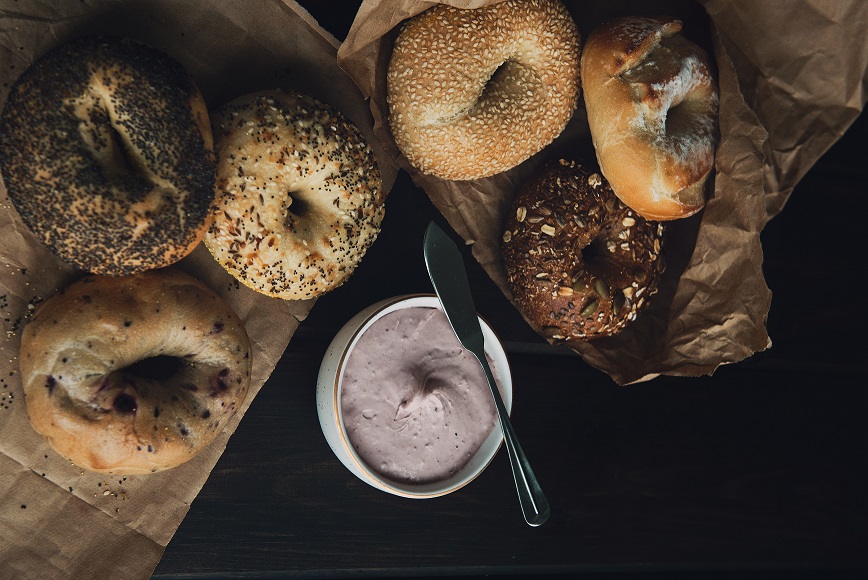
left=581, top=17, right=719, bottom=221
left=502, top=160, right=665, bottom=341
left=204, top=89, right=385, bottom=300
left=19, top=269, right=252, bottom=474
left=0, top=35, right=216, bottom=275
left=387, top=0, right=581, bottom=180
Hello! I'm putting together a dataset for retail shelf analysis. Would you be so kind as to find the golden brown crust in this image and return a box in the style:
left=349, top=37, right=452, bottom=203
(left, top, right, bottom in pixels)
left=581, top=17, right=719, bottom=221
left=387, top=0, right=581, bottom=180
left=0, top=35, right=216, bottom=275
left=19, top=269, right=251, bottom=474
left=204, top=90, right=384, bottom=300
left=502, top=160, right=664, bottom=341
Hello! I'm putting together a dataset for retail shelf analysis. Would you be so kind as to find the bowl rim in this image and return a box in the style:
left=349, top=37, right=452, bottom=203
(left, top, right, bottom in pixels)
left=330, top=293, right=512, bottom=498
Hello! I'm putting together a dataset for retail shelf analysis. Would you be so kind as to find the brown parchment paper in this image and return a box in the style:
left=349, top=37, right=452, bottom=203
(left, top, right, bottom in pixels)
left=337, top=0, right=868, bottom=385
left=702, top=0, right=868, bottom=218
left=0, top=1, right=395, bottom=578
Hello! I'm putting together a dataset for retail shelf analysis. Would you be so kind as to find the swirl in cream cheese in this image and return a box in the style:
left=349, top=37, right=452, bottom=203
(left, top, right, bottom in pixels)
left=340, top=307, right=500, bottom=485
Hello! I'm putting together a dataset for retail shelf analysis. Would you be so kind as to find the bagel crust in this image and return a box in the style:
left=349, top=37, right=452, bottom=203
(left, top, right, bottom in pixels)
left=502, top=160, right=664, bottom=341
left=19, top=269, right=252, bottom=474
left=0, top=36, right=216, bottom=275
left=204, top=90, right=385, bottom=301
left=581, top=17, right=719, bottom=221
left=387, top=0, right=581, bottom=180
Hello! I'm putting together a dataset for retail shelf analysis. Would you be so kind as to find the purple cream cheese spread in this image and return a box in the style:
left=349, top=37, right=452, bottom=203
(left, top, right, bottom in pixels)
left=340, top=307, right=500, bottom=485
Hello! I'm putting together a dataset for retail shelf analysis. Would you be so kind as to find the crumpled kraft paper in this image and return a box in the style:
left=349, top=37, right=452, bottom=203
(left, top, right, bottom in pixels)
left=0, top=1, right=395, bottom=578
left=701, top=0, right=868, bottom=218
left=337, top=0, right=868, bottom=385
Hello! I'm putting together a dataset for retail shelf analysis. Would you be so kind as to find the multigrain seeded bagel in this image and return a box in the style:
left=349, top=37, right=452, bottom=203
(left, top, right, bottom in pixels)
left=581, top=17, right=719, bottom=221
left=386, top=0, right=581, bottom=180
left=204, top=89, right=384, bottom=300
left=19, top=269, right=251, bottom=474
left=0, top=35, right=215, bottom=275
left=502, top=160, right=665, bottom=341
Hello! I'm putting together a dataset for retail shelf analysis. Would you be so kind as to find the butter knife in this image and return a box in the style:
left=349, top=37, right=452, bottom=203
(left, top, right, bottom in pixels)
left=423, top=222, right=550, bottom=527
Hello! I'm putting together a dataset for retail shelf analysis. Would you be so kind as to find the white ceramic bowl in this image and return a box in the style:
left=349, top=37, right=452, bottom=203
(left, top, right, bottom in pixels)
left=316, top=294, right=512, bottom=498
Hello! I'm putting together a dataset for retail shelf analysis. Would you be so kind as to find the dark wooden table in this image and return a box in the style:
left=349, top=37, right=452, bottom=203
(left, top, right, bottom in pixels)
left=153, top=4, right=868, bottom=579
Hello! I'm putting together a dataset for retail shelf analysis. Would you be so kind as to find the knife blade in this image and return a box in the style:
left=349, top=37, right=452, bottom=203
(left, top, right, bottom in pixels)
left=423, top=221, right=550, bottom=526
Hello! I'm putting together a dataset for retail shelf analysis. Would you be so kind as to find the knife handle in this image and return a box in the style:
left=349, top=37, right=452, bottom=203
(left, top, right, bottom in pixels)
left=477, top=354, right=551, bottom=527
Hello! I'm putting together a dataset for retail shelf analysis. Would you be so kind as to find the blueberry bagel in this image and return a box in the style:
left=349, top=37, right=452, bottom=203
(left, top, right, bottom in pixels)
left=19, top=269, right=251, bottom=474
left=0, top=35, right=215, bottom=275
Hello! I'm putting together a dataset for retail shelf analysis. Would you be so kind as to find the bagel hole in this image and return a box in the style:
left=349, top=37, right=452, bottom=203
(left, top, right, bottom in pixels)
left=107, top=124, right=148, bottom=179
left=484, top=61, right=511, bottom=94
left=479, top=60, right=534, bottom=109
left=287, top=193, right=311, bottom=219
left=665, top=100, right=692, bottom=138
left=123, top=355, right=185, bottom=382
left=582, top=235, right=608, bottom=267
